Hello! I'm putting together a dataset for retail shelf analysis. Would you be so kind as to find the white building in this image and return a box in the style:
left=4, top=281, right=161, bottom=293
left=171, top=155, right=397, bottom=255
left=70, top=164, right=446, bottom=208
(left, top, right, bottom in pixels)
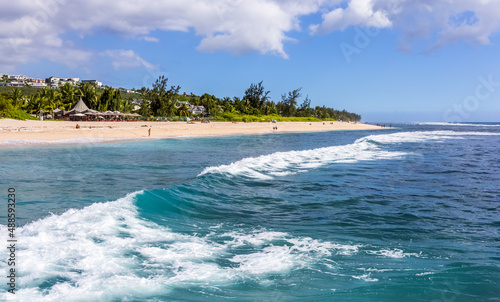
left=81, top=80, right=103, bottom=87
left=9, top=81, right=25, bottom=87
left=188, top=105, right=207, bottom=115
left=9, top=75, right=29, bottom=81
left=46, top=76, right=61, bottom=83
left=45, top=76, right=80, bottom=86
left=29, top=82, right=47, bottom=88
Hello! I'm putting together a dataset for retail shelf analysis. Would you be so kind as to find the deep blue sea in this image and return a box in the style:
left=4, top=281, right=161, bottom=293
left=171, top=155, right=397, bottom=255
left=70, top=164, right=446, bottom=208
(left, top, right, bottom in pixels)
left=1, top=122, right=499, bottom=301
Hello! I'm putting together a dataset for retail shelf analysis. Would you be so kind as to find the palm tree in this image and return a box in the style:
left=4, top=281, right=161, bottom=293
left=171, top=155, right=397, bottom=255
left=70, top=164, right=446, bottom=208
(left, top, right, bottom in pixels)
left=178, top=102, right=190, bottom=118
left=42, top=89, right=63, bottom=117
left=235, top=97, right=251, bottom=115
left=40, top=87, right=62, bottom=113
left=26, top=94, right=48, bottom=117
left=120, top=99, right=134, bottom=113
left=262, top=101, right=277, bottom=115
left=60, top=83, right=77, bottom=109
left=9, top=88, right=24, bottom=110
left=77, top=82, right=97, bottom=109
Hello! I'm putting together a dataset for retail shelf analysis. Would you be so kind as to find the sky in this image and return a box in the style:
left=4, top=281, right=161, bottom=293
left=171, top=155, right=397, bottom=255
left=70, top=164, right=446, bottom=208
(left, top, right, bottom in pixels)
left=1, top=0, right=500, bottom=122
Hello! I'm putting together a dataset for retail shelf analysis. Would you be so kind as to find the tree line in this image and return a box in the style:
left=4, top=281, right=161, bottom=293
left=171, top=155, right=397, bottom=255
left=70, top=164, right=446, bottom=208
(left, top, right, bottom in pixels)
left=0, top=82, right=134, bottom=118
left=1, top=76, right=361, bottom=122
left=139, top=76, right=361, bottom=121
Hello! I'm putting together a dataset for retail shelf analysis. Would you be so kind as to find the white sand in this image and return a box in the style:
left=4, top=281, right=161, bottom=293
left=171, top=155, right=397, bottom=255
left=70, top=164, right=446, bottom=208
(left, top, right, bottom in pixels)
left=0, top=119, right=383, bottom=147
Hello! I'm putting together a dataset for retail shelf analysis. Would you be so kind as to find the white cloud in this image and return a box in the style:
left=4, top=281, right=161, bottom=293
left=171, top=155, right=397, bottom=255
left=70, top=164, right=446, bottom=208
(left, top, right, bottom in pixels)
left=0, top=0, right=326, bottom=71
left=102, top=49, right=157, bottom=71
left=311, top=0, right=500, bottom=53
left=142, top=36, right=160, bottom=43
left=1, top=0, right=500, bottom=71
left=310, top=0, right=392, bottom=34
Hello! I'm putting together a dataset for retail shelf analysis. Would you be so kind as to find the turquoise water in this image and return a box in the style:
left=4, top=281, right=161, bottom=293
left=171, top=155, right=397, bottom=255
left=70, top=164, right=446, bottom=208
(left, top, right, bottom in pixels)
left=1, top=123, right=499, bottom=301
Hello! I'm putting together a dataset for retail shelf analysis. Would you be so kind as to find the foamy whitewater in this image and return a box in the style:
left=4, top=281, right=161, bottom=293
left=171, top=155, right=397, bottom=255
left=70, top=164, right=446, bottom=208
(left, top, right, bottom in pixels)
left=1, top=122, right=499, bottom=301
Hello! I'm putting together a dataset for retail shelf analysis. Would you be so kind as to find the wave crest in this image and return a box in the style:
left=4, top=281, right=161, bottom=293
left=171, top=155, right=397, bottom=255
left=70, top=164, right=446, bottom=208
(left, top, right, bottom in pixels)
left=199, top=130, right=499, bottom=180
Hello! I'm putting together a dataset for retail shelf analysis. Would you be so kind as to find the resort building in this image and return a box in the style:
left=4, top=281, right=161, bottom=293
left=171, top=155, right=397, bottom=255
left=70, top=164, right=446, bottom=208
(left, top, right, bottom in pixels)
left=45, top=76, right=80, bottom=86
left=189, top=105, right=207, bottom=115
left=28, top=82, right=47, bottom=88
left=9, top=81, right=25, bottom=87
left=54, top=98, right=140, bottom=121
left=176, top=100, right=207, bottom=115
left=9, top=75, right=29, bottom=81
left=81, top=80, right=103, bottom=87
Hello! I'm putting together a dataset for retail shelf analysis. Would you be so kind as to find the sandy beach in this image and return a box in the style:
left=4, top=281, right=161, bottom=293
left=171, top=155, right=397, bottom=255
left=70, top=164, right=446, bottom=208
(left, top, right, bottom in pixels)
left=0, top=119, right=382, bottom=147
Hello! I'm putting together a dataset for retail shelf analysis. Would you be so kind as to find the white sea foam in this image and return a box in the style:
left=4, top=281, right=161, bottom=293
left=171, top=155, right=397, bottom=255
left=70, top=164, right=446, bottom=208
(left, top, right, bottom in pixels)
left=352, top=273, right=379, bottom=282
left=199, top=137, right=407, bottom=180
left=366, top=248, right=422, bottom=258
left=360, top=130, right=500, bottom=145
left=199, top=130, right=500, bottom=180
left=414, top=122, right=500, bottom=127
left=416, top=272, right=435, bottom=276
left=0, top=193, right=364, bottom=301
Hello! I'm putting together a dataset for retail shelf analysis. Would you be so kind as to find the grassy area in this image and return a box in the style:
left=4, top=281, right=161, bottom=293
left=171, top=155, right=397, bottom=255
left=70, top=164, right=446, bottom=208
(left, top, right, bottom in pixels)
left=215, top=113, right=330, bottom=122
left=1, top=109, right=38, bottom=120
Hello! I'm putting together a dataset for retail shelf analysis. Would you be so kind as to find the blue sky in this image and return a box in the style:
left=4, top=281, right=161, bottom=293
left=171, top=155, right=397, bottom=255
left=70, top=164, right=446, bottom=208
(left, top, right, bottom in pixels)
left=2, top=0, right=500, bottom=122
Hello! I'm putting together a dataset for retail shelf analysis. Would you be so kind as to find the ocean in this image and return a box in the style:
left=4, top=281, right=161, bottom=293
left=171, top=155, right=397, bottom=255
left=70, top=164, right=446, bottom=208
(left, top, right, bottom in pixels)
left=1, top=122, right=499, bottom=301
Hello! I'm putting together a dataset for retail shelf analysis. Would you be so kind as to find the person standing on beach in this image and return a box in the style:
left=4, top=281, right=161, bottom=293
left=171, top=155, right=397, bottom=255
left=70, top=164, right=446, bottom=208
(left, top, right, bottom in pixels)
left=148, top=128, right=151, bottom=137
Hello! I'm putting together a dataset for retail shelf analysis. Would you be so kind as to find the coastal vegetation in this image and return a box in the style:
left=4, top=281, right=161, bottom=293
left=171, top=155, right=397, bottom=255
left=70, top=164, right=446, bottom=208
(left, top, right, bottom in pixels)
left=141, top=76, right=361, bottom=122
left=0, top=84, right=136, bottom=119
left=0, top=76, right=361, bottom=121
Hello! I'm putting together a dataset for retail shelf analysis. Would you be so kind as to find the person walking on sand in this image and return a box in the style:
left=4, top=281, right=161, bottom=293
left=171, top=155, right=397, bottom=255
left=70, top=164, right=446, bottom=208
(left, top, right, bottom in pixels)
left=148, top=128, right=151, bottom=137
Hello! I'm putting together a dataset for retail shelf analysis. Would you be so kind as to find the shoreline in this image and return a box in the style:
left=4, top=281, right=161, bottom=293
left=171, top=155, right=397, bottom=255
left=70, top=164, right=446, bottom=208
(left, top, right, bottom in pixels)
left=0, top=119, right=384, bottom=149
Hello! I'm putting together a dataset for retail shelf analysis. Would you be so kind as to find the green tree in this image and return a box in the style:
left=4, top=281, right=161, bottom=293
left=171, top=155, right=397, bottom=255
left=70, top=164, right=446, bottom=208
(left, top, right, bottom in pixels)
left=178, top=102, right=190, bottom=117
left=1, top=74, right=10, bottom=84
left=221, top=97, right=235, bottom=113
left=40, top=87, right=62, bottom=115
left=60, top=83, right=78, bottom=109
left=118, top=98, right=134, bottom=113
left=25, top=94, right=49, bottom=117
left=110, top=90, right=122, bottom=111
left=243, top=81, right=270, bottom=113
left=233, top=96, right=252, bottom=115
left=281, top=88, right=301, bottom=117
left=77, top=82, right=98, bottom=109
left=296, top=96, right=312, bottom=117
left=148, top=76, right=180, bottom=117
left=139, top=99, right=151, bottom=116
left=9, top=88, right=24, bottom=110
left=98, top=86, right=113, bottom=112
left=199, top=93, right=222, bottom=117
left=0, top=94, right=14, bottom=114
left=262, top=100, right=277, bottom=115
